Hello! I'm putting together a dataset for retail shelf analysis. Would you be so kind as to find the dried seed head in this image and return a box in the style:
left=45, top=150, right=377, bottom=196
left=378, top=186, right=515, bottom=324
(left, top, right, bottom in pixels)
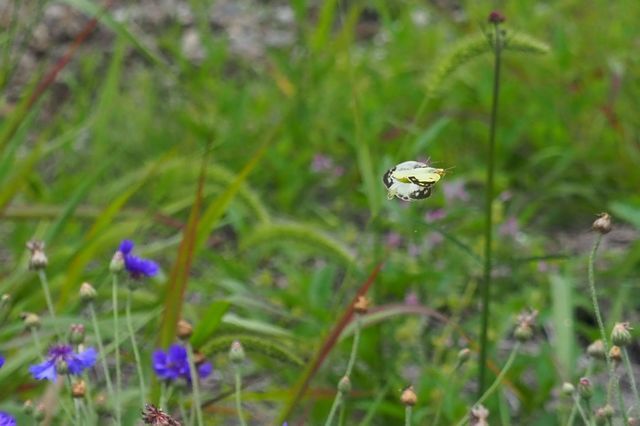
left=578, top=377, right=593, bottom=400
left=400, top=385, right=417, bottom=406
left=21, top=312, right=41, bottom=330
left=609, top=345, right=622, bottom=365
left=515, top=309, right=538, bottom=342
left=354, top=295, right=370, bottom=314
left=141, top=404, right=181, bottom=425
left=176, top=319, right=193, bottom=340
left=587, top=339, right=606, bottom=361
left=592, top=213, right=612, bottom=234
left=72, top=380, right=86, bottom=398
left=470, top=404, right=490, bottom=426
left=229, top=340, right=245, bottom=364
left=338, top=376, right=351, bottom=394
left=611, top=322, right=632, bottom=347
left=561, top=382, right=575, bottom=396
left=79, top=282, right=97, bottom=302
left=488, top=11, right=506, bottom=24
left=26, top=240, right=48, bottom=270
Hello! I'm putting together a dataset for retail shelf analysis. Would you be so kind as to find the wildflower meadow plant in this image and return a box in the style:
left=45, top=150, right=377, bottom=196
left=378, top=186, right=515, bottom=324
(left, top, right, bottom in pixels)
left=0, top=412, right=16, bottom=426
left=29, top=344, right=97, bottom=382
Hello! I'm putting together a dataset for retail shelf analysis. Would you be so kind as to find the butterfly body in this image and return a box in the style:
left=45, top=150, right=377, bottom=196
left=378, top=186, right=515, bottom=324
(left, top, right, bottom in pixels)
left=382, top=161, right=446, bottom=201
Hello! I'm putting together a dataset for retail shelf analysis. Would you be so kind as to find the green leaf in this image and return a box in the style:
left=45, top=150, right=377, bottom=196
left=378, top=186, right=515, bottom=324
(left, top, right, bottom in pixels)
left=190, top=301, right=231, bottom=348
left=549, top=274, right=575, bottom=380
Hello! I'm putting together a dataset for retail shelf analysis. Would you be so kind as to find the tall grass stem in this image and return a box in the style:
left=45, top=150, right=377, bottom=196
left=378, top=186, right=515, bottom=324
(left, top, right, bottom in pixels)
left=479, top=21, right=503, bottom=395
left=405, top=406, right=413, bottom=426
left=126, top=289, right=147, bottom=408
left=623, top=348, right=640, bottom=414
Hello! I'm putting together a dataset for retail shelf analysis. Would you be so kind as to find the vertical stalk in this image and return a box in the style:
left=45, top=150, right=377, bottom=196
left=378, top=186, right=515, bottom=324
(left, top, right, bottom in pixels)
left=479, top=21, right=503, bottom=395
left=88, top=303, right=115, bottom=401
left=186, top=342, right=204, bottom=426
left=37, top=270, right=61, bottom=337
left=623, top=347, right=640, bottom=414
left=111, top=274, right=122, bottom=426
left=126, top=289, right=147, bottom=408
left=234, top=365, right=247, bottom=426
left=405, top=406, right=413, bottom=426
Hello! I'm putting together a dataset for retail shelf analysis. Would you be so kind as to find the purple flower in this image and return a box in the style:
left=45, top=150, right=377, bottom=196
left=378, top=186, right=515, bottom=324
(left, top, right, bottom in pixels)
left=311, top=154, right=334, bottom=173
left=29, top=344, right=97, bottom=382
left=424, top=209, right=446, bottom=223
left=0, top=412, right=16, bottom=426
left=152, top=344, right=212, bottom=382
left=384, top=232, right=402, bottom=248
left=0, top=354, right=4, bottom=369
left=442, top=179, right=469, bottom=203
left=118, top=240, right=159, bottom=279
left=499, top=217, right=519, bottom=238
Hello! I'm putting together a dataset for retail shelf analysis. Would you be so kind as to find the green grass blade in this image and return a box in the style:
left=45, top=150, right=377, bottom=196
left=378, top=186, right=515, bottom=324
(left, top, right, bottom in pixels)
left=549, top=274, right=575, bottom=381
left=190, top=300, right=230, bottom=348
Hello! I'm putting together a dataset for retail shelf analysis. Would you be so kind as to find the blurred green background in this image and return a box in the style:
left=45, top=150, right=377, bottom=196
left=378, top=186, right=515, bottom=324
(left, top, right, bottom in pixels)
left=0, top=0, right=639, bottom=424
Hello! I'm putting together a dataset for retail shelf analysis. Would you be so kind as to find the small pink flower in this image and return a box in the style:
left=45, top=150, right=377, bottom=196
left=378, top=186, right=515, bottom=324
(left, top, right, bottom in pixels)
left=442, top=180, right=469, bottom=203
left=384, top=232, right=403, bottom=248
left=426, top=232, right=444, bottom=247
left=424, top=209, right=446, bottom=223
left=499, top=217, right=519, bottom=238
left=311, top=154, right=334, bottom=173
left=404, top=291, right=420, bottom=306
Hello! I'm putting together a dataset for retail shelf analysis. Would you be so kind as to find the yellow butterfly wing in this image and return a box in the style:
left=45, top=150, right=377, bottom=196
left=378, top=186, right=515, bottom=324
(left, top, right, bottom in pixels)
left=391, top=167, right=445, bottom=187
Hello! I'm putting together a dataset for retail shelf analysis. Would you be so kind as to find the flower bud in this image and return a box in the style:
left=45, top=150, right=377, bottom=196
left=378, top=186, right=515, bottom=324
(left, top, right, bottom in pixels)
left=72, top=380, right=86, bottom=398
left=21, top=312, right=41, bottom=330
left=0, top=294, right=10, bottom=309
left=587, top=339, right=606, bottom=361
left=470, top=404, right=489, bottom=426
left=456, top=348, right=471, bottom=367
left=515, top=324, right=533, bottom=342
left=594, top=404, right=614, bottom=425
left=609, top=345, right=622, bottom=364
left=79, top=282, right=97, bottom=302
left=177, top=319, right=193, bottom=340
left=561, top=382, right=575, bottom=396
left=229, top=340, right=245, bottom=364
left=22, top=400, right=34, bottom=415
left=69, top=324, right=86, bottom=345
left=354, top=296, right=370, bottom=314
left=611, top=322, right=632, bottom=347
left=629, top=417, right=639, bottom=426
left=95, top=393, right=111, bottom=415
left=26, top=240, right=48, bottom=270
left=34, top=404, right=46, bottom=421
left=400, top=385, right=417, bottom=406
left=578, top=377, right=593, bottom=400
left=488, top=11, right=505, bottom=24
left=592, top=213, right=612, bottom=234
left=109, top=251, right=125, bottom=273
left=338, top=376, right=351, bottom=394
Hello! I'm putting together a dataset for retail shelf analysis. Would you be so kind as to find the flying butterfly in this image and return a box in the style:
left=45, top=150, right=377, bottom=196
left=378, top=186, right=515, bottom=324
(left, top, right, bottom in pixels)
left=383, top=160, right=446, bottom=201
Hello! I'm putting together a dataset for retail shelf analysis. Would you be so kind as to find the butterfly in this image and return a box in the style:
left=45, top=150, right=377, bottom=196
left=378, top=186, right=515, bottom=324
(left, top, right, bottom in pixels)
left=383, top=160, right=446, bottom=201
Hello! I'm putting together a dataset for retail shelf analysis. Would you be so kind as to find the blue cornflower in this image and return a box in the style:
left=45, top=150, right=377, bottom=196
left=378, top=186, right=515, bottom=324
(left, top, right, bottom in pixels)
left=0, top=411, right=16, bottom=426
left=0, top=354, right=4, bottom=369
left=118, top=240, right=159, bottom=279
left=152, top=344, right=212, bottom=382
left=29, top=344, right=97, bottom=382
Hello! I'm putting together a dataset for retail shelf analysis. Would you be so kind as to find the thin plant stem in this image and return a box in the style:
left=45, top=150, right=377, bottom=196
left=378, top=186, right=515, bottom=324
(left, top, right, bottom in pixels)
left=623, top=347, right=640, bottom=414
left=126, top=289, right=147, bottom=408
left=570, top=395, right=590, bottom=426
left=111, top=273, right=122, bottom=426
left=614, top=371, right=629, bottom=426
left=178, top=392, right=189, bottom=426
left=479, top=21, right=503, bottom=396
left=30, top=328, right=43, bottom=359
left=405, top=406, right=412, bottom=426
left=73, top=398, right=82, bottom=426
left=325, top=315, right=363, bottom=426
left=234, top=365, right=247, bottom=426
left=88, top=303, right=115, bottom=401
left=338, top=401, right=347, bottom=426
left=325, top=394, right=343, bottom=426
left=456, top=342, right=520, bottom=426
left=37, top=269, right=61, bottom=337
left=186, top=342, right=204, bottom=426
left=160, top=381, right=167, bottom=411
